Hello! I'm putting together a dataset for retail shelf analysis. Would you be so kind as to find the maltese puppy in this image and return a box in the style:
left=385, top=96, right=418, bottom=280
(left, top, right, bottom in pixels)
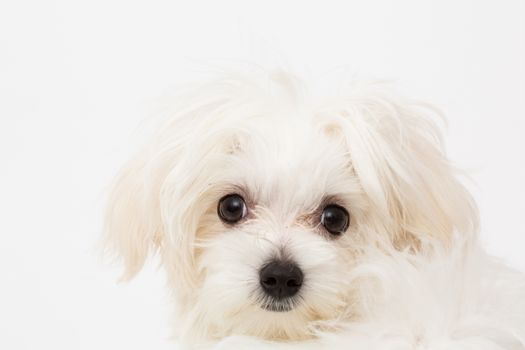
left=104, top=71, right=525, bottom=349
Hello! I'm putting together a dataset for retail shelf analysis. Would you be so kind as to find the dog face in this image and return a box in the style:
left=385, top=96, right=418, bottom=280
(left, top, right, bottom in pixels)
left=104, top=72, right=477, bottom=343
left=170, top=115, right=368, bottom=340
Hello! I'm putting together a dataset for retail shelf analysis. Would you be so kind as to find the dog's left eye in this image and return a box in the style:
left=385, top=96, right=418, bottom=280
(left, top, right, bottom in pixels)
left=218, top=194, right=247, bottom=224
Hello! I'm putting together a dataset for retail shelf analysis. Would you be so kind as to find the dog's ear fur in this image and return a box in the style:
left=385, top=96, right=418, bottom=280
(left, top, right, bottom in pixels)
left=104, top=148, right=167, bottom=280
left=329, top=89, right=479, bottom=246
left=102, top=81, right=240, bottom=281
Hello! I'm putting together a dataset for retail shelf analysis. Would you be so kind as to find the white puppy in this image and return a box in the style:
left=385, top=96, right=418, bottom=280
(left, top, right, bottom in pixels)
left=104, top=71, right=525, bottom=349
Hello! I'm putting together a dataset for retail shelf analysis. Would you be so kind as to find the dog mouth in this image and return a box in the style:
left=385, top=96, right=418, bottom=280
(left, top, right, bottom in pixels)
left=258, top=295, right=302, bottom=312
left=261, top=301, right=294, bottom=312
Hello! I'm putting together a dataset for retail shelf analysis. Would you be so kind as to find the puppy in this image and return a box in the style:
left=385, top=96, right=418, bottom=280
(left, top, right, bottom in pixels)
left=104, top=71, right=525, bottom=349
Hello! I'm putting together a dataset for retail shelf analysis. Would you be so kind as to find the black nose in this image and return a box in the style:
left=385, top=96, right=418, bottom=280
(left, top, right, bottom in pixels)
left=259, top=260, right=303, bottom=299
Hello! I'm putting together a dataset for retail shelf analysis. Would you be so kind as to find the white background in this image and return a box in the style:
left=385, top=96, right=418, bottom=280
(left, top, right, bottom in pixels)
left=1, top=1, right=524, bottom=349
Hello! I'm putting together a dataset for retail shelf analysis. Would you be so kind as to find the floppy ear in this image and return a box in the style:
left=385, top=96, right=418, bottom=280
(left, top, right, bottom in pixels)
left=102, top=78, right=246, bottom=281
left=330, top=89, right=479, bottom=246
left=104, top=148, right=167, bottom=280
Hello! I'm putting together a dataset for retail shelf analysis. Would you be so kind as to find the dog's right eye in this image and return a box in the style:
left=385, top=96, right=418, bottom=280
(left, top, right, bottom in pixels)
left=218, top=194, right=247, bottom=224
left=321, top=204, right=350, bottom=236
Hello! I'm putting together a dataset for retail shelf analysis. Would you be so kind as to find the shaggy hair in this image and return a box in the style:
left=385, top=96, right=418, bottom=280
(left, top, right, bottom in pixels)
left=104, top=70, right=525, bottom=349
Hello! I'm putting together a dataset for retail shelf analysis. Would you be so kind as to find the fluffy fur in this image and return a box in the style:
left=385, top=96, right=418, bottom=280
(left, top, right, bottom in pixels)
left=104, top=70, right=525, bottom=349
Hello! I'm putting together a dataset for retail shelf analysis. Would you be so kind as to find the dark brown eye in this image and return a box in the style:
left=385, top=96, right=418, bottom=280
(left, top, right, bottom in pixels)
left=321, top=205, right=350, bottom=235
left=218, top=194, right=247, bottom=223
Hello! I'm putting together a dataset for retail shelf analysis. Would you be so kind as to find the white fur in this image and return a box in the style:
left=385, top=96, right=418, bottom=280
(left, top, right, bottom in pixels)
left=104, top=70, right=525, bottom=349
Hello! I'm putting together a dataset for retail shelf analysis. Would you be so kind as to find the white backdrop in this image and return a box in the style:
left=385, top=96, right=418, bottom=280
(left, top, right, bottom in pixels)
left=1, top=1, right=524, bottom=349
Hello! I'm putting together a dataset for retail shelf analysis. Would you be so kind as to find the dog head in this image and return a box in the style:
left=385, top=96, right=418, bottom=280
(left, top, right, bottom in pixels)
left=104, top=71, right=478, bottom=343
